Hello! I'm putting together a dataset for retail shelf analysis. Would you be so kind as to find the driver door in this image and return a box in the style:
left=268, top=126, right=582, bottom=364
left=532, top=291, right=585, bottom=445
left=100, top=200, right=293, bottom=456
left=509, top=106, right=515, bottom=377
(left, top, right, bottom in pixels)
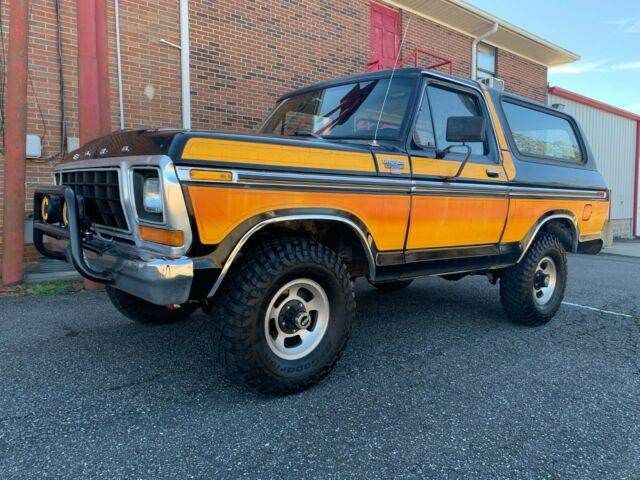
left=406, top=80, right=509, bottom=253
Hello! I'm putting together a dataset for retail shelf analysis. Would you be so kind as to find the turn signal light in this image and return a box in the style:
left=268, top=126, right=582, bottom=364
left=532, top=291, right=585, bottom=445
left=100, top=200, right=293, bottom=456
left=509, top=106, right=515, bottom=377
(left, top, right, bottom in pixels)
left=582, top=204, right=593, bottom=221
left=138, top=225, right=184, bottom=246
left=189, top=169, right=233, bottom=182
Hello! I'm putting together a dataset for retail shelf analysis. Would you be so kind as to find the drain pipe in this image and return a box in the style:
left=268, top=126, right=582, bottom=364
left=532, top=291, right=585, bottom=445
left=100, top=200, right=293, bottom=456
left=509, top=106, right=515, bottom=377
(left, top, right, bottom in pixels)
left=95, top=0, right=111, bottom=134
left=179, top=0, right=191, bottom=130
left=2, top=0, right=29, bottom=285
left=115, top=0, right=125, bottom=129
left=471, top=22, right=498, bottom=80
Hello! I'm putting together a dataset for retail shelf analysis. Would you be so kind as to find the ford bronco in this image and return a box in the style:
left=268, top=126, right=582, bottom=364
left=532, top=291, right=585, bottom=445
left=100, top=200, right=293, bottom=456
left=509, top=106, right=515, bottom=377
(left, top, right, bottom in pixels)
left=34, top=68, right=609, bottom=395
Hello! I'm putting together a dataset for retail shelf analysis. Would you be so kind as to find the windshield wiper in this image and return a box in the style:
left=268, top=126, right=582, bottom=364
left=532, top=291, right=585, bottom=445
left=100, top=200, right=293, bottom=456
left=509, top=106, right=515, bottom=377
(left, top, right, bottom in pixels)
left=291, top=130, right=322, bottom=139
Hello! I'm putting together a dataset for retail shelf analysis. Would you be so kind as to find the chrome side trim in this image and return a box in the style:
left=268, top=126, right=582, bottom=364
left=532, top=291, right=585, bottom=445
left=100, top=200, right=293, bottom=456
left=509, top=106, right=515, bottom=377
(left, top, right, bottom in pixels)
left=517, top=213, right=579, bottom=263
left=176, top=165, right=607, bottom=201
left=508, top=186, right=607, bottom=200
left=206, top=214, right=376, bottom=299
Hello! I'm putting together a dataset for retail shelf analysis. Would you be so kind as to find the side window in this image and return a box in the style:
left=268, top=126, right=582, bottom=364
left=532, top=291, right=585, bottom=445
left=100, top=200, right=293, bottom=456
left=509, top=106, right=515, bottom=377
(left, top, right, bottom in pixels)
left=427, top=85, right=488, bottom=156
left=412, top=89, right=436, bottom=149
left=502, top=101, right=583, bottom=162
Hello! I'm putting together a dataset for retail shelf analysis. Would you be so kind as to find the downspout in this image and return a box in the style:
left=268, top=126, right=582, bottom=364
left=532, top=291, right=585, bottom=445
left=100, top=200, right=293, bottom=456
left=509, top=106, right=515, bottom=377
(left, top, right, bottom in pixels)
left=76, top=0, right=100, bottom=144
left=471, top=22, right=498, bottom=80
left=179, top=0, right=191, bottom=130
left=115, top=0, right=125, bottom=130
left=2, top=0, right=29, bottom=285
left=95, top=0, right=111, bottom=135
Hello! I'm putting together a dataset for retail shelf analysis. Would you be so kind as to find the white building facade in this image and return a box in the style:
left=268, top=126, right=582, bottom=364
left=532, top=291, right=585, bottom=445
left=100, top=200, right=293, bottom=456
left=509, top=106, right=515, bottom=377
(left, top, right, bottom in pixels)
left=549, top=87, right=640, bottom=239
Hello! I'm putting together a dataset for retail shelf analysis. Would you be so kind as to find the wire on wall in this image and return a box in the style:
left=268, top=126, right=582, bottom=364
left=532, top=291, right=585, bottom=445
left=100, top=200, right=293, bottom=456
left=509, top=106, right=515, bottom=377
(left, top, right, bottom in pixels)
left=9, top=0, right=67, bottom=162
left=30, top=0, right=66, bottom=162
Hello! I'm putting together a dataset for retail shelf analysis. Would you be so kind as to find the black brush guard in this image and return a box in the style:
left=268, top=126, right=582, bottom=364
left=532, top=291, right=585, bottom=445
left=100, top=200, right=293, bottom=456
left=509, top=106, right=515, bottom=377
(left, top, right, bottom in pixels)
left=33, top=185, right=114, bottom=284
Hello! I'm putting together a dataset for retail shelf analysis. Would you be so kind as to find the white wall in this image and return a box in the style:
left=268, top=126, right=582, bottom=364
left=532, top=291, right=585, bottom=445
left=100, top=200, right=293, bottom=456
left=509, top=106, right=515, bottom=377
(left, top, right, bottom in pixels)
left=549, top=94, right=637, bottom=229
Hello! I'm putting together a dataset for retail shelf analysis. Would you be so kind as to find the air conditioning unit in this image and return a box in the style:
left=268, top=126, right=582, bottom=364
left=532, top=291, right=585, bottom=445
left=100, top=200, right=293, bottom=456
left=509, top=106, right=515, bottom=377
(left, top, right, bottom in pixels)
left=480, top=76, right=505, bottom=91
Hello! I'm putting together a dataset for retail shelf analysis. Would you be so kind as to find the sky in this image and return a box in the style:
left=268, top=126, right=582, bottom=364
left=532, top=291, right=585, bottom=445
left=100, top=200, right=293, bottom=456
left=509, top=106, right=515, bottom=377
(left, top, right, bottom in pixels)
left=466, top=0, right=640, bottom=114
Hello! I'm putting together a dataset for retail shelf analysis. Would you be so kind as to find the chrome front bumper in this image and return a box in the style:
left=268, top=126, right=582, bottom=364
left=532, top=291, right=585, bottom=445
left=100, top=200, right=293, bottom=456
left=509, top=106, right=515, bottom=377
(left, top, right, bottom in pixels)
left=84, top=248, right=194, bottom=305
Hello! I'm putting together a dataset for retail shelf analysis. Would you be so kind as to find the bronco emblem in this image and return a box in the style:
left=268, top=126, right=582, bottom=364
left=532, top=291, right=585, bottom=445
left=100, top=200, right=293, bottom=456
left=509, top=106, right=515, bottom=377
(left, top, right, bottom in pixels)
left=382, top=159, right=405, bottom=174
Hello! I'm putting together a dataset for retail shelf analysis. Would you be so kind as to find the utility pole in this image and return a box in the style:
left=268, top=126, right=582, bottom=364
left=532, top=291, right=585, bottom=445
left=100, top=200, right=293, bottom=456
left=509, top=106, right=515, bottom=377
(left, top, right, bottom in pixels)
left=1, top=0, right=29, bottom=285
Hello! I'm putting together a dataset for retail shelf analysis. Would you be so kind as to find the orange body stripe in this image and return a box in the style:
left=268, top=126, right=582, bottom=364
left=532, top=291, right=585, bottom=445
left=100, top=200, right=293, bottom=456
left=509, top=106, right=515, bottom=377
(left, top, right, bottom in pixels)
left=411, top=159, right=507, bottom=181
left=187, top=186, right=410, bottom=251
left=406, top=196, right=509, bottom=249
left=182, top=138, right=376, bottom=173
left=501, top=199, right=609, bottom=243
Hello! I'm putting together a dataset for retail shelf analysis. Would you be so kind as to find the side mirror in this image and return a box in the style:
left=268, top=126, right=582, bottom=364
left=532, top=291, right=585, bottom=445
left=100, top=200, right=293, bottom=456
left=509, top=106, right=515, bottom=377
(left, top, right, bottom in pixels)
left=446, top=116, right=486, bottom=143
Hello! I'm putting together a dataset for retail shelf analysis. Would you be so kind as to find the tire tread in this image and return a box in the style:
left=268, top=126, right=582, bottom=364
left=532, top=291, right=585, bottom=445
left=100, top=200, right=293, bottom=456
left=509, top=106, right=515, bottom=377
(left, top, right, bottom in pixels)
left=211, top=237, right=355, bottom=395
left=106, top=286, right=197, bottom=325
left=500, top=233, right=567, bottom=326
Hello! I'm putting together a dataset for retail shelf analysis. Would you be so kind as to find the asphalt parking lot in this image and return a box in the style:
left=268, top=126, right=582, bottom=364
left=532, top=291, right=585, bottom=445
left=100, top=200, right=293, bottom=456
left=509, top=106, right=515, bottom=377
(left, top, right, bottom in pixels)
left=1, top=253, right=639, bottom=479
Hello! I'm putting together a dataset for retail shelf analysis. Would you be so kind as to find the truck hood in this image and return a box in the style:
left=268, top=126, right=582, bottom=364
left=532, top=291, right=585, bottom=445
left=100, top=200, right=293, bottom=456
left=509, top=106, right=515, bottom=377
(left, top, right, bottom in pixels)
left=64, top=129, right=381, bottom=164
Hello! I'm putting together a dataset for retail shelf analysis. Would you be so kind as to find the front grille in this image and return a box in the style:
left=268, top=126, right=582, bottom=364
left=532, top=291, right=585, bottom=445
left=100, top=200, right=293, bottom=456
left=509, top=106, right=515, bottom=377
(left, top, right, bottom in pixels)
left=60, top=169, right=129, bottom=232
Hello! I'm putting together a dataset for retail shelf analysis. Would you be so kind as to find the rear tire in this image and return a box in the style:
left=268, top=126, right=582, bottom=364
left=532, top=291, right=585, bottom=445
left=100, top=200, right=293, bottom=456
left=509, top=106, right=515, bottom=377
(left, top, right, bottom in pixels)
left=212, top=237, right=355, bottom=395
left=106, top=286, right=197, bottom=325
left=370, top=279, right=413, bottom=292
left=499, top=233, right=567, bottom=326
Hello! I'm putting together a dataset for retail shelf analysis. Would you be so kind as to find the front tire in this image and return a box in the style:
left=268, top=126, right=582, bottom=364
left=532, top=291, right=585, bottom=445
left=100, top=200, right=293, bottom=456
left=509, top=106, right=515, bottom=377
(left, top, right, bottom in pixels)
left=212, top=237, right=355, bottom=395
left=500, top=233, right=567, bottom=326
left=106, top=286, right=197, bottom=325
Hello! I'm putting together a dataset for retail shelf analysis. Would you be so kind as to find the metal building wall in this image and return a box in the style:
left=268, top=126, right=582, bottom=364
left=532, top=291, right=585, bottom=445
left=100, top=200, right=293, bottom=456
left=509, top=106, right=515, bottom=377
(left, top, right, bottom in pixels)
left=549, top=93, right=637, bottom=238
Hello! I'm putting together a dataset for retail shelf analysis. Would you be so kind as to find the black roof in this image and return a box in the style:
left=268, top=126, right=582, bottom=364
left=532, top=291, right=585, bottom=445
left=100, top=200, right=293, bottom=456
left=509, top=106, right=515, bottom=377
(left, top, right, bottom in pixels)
left=277, top=68, right=482, bottom=102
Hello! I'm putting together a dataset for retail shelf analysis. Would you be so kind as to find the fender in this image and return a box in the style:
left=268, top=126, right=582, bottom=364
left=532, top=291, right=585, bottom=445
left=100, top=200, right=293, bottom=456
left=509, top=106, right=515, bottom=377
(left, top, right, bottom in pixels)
left=517, top=210, right=580, bottom=263
left=205, top=212, right=377, bottom=299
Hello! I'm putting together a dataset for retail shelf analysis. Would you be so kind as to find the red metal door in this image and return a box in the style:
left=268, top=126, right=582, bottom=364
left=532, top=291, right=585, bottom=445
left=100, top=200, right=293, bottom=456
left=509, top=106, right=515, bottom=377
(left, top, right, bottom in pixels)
left=370, top=2, right=400, bottom=70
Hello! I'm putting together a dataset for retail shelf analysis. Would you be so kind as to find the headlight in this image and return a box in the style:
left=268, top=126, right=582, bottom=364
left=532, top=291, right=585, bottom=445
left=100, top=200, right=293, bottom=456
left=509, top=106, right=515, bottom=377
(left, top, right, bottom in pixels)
left=143, top=177, right=163, bottom=214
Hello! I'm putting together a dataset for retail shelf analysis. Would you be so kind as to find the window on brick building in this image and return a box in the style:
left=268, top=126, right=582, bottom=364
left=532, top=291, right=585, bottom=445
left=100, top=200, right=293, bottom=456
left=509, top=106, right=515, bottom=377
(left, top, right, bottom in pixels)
left=477, top=43, right=496, bottom=80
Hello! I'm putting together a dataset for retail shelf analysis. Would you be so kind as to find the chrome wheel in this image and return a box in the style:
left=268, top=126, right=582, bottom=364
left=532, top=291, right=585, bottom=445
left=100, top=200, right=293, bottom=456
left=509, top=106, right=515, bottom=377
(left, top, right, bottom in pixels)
left=533, top=256, right=557, bottom=306
left=264, top=278, right=330, bottom=360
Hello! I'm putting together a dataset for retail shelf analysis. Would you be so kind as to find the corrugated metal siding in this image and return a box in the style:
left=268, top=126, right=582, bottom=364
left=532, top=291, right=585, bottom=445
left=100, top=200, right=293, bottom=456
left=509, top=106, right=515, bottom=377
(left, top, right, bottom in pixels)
left=549, top=93, right=637, bottom=221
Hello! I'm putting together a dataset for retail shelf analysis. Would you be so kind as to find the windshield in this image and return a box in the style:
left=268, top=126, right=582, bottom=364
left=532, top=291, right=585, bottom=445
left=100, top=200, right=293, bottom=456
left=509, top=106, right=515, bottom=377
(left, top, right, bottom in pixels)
left=258, top=77, right=416, bottom=140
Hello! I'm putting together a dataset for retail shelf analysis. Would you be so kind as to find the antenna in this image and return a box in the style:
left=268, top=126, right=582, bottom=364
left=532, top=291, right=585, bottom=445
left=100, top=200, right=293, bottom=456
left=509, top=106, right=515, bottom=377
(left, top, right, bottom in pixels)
left=371, top=15, right=412, bottom=148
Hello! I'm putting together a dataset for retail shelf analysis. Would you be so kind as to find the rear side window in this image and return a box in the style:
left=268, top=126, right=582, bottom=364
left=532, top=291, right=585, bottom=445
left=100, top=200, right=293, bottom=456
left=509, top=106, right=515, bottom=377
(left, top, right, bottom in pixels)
left=502, top=101, right=583, bottom=162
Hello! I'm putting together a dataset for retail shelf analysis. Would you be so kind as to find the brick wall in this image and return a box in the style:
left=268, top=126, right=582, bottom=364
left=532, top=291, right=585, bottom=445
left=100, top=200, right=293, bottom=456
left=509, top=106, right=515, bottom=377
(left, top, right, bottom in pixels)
left=0, top=0, right=79, bottom=267
left=0, top=0, right=549, bottom=275
left=188, top=0, right=372, bottom=131
left=497, top=49, right=548, bottom=103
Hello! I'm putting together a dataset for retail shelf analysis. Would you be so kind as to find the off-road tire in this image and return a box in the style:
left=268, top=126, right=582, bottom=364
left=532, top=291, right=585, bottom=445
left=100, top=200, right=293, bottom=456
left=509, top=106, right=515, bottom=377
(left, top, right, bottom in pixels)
left=500, top=233, right=567, bottom=326
left=370, top=279, right=413, bottom=292
left=106, top=286, right=197, bottom=325
left=211, top=237, right=355, bottom=395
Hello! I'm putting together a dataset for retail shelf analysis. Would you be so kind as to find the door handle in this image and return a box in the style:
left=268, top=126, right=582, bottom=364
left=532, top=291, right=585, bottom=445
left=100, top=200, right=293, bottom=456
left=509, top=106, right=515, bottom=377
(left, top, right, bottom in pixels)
left=486, top=169, right=500, bottom=178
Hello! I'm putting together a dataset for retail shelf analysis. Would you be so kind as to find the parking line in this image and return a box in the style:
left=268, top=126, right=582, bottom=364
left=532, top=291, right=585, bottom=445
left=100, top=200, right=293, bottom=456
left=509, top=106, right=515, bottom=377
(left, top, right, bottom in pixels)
left=562, top=301, right=634, bottom=318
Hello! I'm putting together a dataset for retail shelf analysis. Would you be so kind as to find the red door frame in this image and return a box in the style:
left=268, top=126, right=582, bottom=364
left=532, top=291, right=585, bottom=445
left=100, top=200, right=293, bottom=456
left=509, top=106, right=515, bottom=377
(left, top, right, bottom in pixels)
left=369, top=2, right=400, bottom=71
